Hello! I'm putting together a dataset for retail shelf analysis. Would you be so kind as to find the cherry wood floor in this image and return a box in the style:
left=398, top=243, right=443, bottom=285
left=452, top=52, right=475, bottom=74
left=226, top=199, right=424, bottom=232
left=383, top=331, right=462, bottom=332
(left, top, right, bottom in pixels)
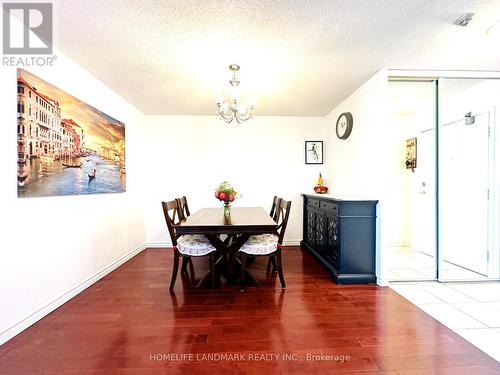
left=1, top=247, right=499, bottom=375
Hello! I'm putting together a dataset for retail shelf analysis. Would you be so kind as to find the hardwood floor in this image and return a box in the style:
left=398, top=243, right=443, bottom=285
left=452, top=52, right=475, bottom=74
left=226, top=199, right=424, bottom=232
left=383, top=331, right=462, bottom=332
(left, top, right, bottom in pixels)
left=1, top=247, right=499, bottom=374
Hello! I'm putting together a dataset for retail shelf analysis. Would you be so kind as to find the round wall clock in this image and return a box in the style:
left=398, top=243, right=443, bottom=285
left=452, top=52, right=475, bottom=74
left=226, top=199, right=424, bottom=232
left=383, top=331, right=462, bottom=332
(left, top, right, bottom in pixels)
left=336, top=112, right=353, bottom=140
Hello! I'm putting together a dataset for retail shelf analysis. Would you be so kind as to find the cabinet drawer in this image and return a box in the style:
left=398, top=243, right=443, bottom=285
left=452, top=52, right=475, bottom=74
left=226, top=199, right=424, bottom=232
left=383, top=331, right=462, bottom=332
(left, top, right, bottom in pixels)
left=307, top=199, right=320, bottom=209
left=320, top=201, right=339, bottom=215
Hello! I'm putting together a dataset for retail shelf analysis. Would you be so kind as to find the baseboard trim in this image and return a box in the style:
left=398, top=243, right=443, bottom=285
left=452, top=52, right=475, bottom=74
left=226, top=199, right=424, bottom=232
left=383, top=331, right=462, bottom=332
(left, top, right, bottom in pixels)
left=146, top=239, right=302, bottom=249
left=146, top=241, right=173, bottom=248
left=377, top=277, right=389, bottom=287
left=0, top=243, right=147, bottom=346
left=283, top=240, right=301, bottom=246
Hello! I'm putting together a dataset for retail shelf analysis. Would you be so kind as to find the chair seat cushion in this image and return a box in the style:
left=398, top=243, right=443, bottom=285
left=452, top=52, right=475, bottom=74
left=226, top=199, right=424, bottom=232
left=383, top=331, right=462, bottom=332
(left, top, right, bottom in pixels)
left=176, top=235, right=216, bottom=256
left=239, top=234, right=279, bottom=255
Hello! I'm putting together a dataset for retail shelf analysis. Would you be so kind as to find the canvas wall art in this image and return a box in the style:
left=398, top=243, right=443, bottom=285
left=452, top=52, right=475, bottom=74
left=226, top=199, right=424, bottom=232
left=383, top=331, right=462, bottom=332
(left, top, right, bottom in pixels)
left=16, top=68, right=126, bottom=198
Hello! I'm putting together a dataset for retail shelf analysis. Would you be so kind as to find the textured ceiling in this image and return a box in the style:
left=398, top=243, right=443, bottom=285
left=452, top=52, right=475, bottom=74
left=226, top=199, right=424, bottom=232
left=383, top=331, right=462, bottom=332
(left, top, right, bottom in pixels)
left=52, top=0, right=500, bottom=116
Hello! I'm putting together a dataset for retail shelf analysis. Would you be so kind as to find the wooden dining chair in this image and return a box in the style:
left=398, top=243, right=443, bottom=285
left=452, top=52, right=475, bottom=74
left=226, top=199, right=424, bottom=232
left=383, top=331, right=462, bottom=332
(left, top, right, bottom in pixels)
left=269, top=195, right=281, bottom=221
left=177, top=196, right=191, bottom=219
left=237, top=196, right=281, bottom=270
left=239, top=199, right=292, bottom=290
left=162, top=200, right=217, bottom=291
left=176, top=196, right=193, bottom=274
left=267, top=196, right=282, bottom=272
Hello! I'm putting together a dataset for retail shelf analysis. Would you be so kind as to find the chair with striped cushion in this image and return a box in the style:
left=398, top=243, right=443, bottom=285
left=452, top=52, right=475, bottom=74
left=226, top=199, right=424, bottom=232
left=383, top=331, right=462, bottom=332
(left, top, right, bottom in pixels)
left=176, top=196, right=193, bottom=274
left=267, top=196, right=282, bottom=273
left=162, top=200, right=217, bottom=291
left=239, top=198, right=292, bottom=290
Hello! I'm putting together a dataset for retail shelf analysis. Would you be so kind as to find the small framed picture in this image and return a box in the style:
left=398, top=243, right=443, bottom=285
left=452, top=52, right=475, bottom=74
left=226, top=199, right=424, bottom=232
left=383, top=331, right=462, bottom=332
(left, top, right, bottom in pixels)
left=305, top=141, right=324, bottom=164
left=405, top=137, right=417, bottom=170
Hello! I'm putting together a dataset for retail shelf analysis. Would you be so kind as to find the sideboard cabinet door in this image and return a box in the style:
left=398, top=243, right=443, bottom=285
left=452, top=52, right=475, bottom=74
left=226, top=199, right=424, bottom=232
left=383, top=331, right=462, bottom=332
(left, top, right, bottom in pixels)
left=314, top=210, right=325, bottom=253
left=304, top=206, right=316, bottom=247
left=324, top=213, right=340, bottom=267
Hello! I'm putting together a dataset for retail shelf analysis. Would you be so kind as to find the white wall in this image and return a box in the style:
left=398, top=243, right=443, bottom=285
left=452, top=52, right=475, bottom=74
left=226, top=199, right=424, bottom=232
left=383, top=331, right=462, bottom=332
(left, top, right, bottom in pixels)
left=323, top=71, right=388, bottom=195
left=0, top=48, right=147, bottom=343
left=323, top=70, right=389, bottom=282
left=142, top=115, right=327, bottom=246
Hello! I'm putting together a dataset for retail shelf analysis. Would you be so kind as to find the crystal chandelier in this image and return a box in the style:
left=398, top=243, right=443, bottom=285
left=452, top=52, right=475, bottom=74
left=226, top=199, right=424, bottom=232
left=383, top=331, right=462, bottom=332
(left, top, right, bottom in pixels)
left=215, top=64, right=256, bottom=124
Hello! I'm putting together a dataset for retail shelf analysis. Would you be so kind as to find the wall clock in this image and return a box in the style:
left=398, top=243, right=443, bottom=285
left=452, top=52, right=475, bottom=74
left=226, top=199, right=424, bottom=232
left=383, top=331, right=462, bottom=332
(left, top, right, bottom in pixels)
left=336, top=112, right=353, bottom=140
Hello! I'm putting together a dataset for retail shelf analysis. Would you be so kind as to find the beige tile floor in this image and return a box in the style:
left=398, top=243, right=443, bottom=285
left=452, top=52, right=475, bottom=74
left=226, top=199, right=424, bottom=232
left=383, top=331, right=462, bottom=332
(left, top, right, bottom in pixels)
left=391, top=281, right=500, bottom=363
left=387, top=246, right=488, bottom=281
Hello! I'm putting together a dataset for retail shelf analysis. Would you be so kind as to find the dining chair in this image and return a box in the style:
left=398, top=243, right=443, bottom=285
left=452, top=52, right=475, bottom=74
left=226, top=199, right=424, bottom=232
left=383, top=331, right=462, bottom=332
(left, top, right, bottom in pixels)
left=237, top=196, right=281, bottom=271
left=176, top=196, right=193, bottom=274
left=239, top=199, right=292, bottom=290
left=267, top=196, right=282, bottom=273
left=269, top=195, right=281, bottom=221
left=177, top=196, right=191, bottom=219
left=162, top=200, right=217, bottom=291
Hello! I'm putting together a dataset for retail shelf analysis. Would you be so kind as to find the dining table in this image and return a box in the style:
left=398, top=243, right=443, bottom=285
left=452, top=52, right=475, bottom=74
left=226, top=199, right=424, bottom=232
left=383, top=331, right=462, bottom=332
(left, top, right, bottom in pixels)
left=174, top=207, right=278, bottom=287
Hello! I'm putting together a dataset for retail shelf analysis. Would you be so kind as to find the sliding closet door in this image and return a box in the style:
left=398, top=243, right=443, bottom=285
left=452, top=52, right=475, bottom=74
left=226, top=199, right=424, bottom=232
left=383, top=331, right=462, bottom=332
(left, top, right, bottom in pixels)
left=438, top=78, right=499, bottom=281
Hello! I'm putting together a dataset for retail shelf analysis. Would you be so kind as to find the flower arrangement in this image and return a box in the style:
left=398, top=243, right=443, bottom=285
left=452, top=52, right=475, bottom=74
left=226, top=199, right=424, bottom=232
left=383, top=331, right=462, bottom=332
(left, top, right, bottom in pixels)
left=215, top=181, right=238, bottom=215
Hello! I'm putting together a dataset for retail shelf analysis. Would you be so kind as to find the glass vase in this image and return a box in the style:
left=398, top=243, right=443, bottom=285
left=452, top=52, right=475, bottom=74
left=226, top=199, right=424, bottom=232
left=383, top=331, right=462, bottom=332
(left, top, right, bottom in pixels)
left=223, top=202, right=231, bottom=216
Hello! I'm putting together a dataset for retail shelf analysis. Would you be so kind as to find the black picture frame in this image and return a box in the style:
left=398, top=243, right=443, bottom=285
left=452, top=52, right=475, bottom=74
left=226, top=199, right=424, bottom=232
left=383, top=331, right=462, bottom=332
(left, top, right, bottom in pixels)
left=305, top=141, right=324, bottom=164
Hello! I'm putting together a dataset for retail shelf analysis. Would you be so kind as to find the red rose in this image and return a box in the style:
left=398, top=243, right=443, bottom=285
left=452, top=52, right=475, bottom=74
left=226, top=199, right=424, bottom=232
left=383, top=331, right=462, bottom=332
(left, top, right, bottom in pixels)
left=219, top=192, right=227, bottom=201
left=215, top=191, right=220, bottom=199
left=229, top=194, right=235, bottom=202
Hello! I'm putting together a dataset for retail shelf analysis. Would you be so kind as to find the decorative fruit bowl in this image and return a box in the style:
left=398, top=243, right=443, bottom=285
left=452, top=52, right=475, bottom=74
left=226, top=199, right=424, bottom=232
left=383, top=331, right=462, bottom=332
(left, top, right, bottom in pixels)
left=314, top=185, right=328, bottom=194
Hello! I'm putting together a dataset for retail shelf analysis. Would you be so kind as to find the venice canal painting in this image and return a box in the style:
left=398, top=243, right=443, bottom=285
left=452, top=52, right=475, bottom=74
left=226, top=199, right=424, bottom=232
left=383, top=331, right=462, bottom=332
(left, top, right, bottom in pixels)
left=17, top=69, right=126, bottom=198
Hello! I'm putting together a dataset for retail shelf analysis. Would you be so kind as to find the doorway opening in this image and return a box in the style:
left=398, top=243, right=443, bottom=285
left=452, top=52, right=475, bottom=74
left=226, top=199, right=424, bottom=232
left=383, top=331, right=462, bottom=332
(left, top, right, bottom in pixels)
left=386, top=80, right=437, bottom=281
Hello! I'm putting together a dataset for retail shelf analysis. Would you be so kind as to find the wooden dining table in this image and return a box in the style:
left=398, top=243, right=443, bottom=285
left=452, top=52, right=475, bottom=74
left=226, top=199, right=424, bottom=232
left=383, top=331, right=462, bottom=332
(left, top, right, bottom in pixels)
left=174, top=207, right=278, bottom=287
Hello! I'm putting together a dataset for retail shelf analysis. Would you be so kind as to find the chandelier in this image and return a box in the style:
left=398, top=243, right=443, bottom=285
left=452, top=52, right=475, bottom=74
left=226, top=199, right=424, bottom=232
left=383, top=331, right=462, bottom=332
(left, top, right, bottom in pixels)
left=215, top=64, right=256, bottom=124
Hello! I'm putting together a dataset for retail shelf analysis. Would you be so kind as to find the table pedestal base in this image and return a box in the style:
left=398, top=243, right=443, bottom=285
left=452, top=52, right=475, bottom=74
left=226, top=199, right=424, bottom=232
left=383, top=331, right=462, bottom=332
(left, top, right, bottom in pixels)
left=193, top=234, right=261, bottom=288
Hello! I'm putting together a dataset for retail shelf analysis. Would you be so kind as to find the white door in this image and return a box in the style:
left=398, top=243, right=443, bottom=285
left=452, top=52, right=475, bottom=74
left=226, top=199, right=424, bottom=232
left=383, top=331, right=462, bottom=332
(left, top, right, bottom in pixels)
left=439, top=112, right=490, bottom=276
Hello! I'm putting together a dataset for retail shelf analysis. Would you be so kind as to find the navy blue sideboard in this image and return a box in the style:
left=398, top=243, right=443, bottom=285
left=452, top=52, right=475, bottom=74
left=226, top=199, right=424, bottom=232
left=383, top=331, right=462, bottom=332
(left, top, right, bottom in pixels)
left=301, top=194, right=378, bottom=284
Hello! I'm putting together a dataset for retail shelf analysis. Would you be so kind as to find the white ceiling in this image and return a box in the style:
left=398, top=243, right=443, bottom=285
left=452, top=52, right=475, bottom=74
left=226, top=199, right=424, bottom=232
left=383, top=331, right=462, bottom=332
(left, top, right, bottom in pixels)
left=52, top=0, right=500, bottom=116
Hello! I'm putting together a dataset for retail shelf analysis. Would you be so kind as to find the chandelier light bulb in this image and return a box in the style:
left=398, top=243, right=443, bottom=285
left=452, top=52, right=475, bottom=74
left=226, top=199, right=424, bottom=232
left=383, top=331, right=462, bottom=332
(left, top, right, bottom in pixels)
left=229, top=88, right=240, bottom=101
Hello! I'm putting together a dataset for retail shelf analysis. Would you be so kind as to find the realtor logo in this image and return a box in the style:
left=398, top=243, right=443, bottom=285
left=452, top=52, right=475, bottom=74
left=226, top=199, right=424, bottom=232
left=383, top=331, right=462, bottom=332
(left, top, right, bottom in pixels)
left=2, top=2, right=53, bottom=54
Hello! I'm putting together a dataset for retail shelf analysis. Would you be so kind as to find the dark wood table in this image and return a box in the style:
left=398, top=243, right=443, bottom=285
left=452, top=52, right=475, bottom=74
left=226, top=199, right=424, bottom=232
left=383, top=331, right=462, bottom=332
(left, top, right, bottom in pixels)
left=175, top=207, right=278, bottom=286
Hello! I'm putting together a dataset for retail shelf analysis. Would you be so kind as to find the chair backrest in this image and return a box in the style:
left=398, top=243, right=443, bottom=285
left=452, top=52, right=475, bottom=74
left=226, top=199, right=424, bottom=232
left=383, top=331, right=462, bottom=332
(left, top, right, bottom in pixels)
left=269, top=196, right=281, bottom=222
left=275, top=199, right=292, bottom=245
left=177, top=196, right=191, bottom=220
left=161, top=200, right=183, bottom=246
